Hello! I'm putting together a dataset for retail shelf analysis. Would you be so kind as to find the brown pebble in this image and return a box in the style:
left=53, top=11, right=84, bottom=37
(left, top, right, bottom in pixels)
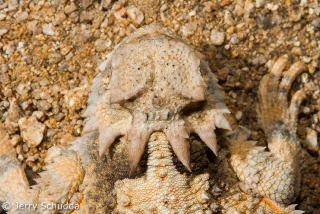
left=220, top=0, right=231, bottom=7
left=119, top=7, right=127, bottom=17
left=108, top=15, right=115, bottom=25
left=217, top=67, right=229, bottom=81
left=291, top=47, right=302, bottom=56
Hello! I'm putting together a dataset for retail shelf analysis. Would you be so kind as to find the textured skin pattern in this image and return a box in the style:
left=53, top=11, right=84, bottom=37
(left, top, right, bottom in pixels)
left=0, top=26, right=305, bottom=214
left=229, top=55, right=305, bottom=212
left=86, top=24, right=230, bottom=174
left=115, top=132, right=211, bottom=214
left=220, top=185, right=303, bottom=214
left=31, top=150, right=84, bottom=213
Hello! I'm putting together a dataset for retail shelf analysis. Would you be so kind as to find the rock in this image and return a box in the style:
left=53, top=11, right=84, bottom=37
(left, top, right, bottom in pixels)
left=311, top=18, right=320, bottom=27
left=11, top=135, right=22, bottom=147
left=0, top=13, right=6, bottom=21
left=94, top=38, right=112, bottom=52
left=80, top=11, right=94, bottom=23
left=181, top=22, right=197, bottom=37
left=236, top=111, right=243, bottom=120
left=230, top=36, right=239, bottom=44
left=26, top=155, right=35, bottom=162
left=22, top=143, right=29, bottom=153
left=16, top=11, right=28, bottom=21
left=252, top=54, right=267, bottom=66
left=32, top=111, right=45, bottom=121
left=81, top=30, right=93, bottom=43
left=37, top=100, right=51, bottom=111
left=256, top=0, right=265, bottom=8
left=16, top=144, right=23, bottom=155
left=266, top=3, right=279, bottom=11
left=301, top=73, right=309, bottom=83
left=18, top=115, right=46, bottom=148
left=126, top=6, right=144, bottom=26
left=64, top=3, right=77, bottom=14
left=54, top=12, right=67, bottom=25
left=26, top=20, right=38, bottom=32
left=188, top=10, right=196, bottom=16
left=3, top=42, right=15, bottom=55
left=217, top=67, right=229, bottom=81
left=288, top=7, right=301, bottom=21
left=224, top=10, right=234, bottom=25
left=7, top=101, right=24, bottom=123
left=48, top=53, right=62, bottom=64
left=0, top=29, right=8, bottom=36
left=69, top=12, right=79, bottom=23
left=306, top=128, right=319, bottom=152
left=220, top=0, right=231, bottom=7
left=291, top=47, right=302, bottom=56
left=210, top=30, right=225, bottom=45
left=112, top=1, right=123, bottom=11
left=303, top=56, right=311, bottom=63
left=101, top=0, right=112, bottom=9
left=1, top=73, right=11, bottom=84
left=64, top=84, right=89, bottom=111
left=119, top=7, right=127, bottom=17
left=60, top=46, right=72, bottom=55
left=79, top=0, right=92, bottom=9
left=302, top=107, right=311, bottom=114
left=1, top=64, right=9, bottom=72
left=42, top=23, right=55, bottom=36
left=16, top=83, right=31, bottom=95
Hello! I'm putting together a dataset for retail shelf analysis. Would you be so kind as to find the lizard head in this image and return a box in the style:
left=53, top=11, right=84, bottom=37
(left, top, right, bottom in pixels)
left=83, top=25, right=230, bottom=174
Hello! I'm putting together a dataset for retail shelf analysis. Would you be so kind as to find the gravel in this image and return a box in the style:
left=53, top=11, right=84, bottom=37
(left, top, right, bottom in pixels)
left=0, top=0, right=319, bottom=211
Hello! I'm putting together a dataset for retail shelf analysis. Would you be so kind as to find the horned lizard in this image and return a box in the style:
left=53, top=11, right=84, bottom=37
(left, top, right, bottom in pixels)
left=114, top=132, right=211, bottom=214
left=0, top=25, right=308, bottom=214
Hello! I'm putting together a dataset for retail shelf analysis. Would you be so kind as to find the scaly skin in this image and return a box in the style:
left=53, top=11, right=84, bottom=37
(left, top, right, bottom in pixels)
left=0, top=26, right=307, bottom=214
left=228, top=55, right=306, bottom=213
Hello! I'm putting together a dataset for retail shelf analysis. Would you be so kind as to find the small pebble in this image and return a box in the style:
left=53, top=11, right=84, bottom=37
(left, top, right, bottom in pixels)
left=306, top=128, right=319, bottom=152
left=26, top=155, right=35, bottom=162
left=23, top=143, right=29, bottom=153
left=302, top=56, right=311, bottom=63
left=64, top=3, right=77, bottom=14
left=126, top=6, right=144, bottom=26
left=0, top=29, right=8, bottom=36
left=311, top=18, right=320, bottom=27
left=188, top=10, right=196, bottom=17
left=230, top=36, right=239, bottom=44
left=94, top=38, right=112, bottom=52
left=11, top=135, right=22, bottom=147
left=291, top=47, right=302, bottom=55
left=48, top=53, right=62, bottom=64
left=16, top=83, right=30, bottom=95
left=42, top=23, right=55, bottom=36
left=181, top=22, right=197, bottom=37
left=101, top=0, right=112, bottom=9
left=80, top=11, right=94, bottom=23
left=210, top=30, right=225, bottom=45
left=236, top=111, right=243, bottom=120
left=266, top=3, right=279, bottom=11
left=16, top=12, right=28, bottom=21
left=0, top=13, right=6, bottom=21
left=256, top=0, right=265, bottom=8
left=18, top=115, right=46, bottom=148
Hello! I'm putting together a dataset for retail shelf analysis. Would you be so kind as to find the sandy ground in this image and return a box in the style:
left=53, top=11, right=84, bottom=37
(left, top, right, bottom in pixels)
left=0, top=0, right=320, bottom=213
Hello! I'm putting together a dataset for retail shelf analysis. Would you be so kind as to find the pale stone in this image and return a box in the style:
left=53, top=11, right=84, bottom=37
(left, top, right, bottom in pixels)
left=18, top=116, right=46, bottom=148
